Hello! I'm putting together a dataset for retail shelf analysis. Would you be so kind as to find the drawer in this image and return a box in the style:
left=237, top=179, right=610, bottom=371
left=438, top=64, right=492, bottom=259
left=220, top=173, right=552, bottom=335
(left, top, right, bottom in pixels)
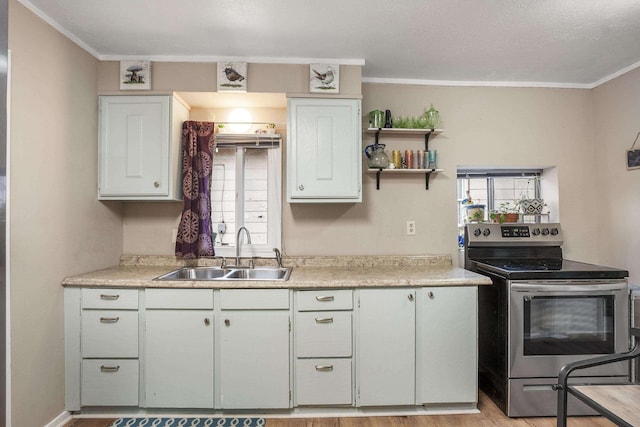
left=296, top=358, right=352, bottom=405
left=296, top=311, right=352, bottom=357
left=220, top=289, right=289, bottom=310
left=145, top=288, right=214, bottom=309
left=81, top=310, right=138, bottom=358
left=82, top=288, right=139, bottom=309
left=296, top=290, right=353, bottom=311
left=81, top=359, right=139, bottom=406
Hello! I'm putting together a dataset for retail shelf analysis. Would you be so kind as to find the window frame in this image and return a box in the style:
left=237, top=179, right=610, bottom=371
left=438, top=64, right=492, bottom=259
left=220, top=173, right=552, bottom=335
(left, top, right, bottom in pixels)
left=211, top=145, right=282, bottom=259
left=457, top=168, right=543, bottom=224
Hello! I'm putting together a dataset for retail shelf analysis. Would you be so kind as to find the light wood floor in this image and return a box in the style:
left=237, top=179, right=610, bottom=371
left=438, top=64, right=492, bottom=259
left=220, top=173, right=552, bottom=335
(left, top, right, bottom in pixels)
left=63, top=392, right=615, bottom=427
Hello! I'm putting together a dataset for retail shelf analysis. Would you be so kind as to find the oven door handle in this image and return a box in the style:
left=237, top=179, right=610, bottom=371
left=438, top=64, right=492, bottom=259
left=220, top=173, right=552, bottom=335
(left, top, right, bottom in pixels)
left=511, top=283, right=626, bottom=293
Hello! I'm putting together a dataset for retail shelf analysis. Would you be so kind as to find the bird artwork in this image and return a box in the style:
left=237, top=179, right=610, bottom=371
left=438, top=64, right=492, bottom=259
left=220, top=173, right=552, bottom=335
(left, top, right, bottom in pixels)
left=217, top=62, right=247, bottom=91
left=224, top=67, right=245, bottom=82
left=310, top=64, right=339, bottom=93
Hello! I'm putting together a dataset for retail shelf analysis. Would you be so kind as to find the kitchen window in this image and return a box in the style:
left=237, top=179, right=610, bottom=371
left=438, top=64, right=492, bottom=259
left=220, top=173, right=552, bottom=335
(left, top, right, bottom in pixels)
left=456, top=169, right=543, bottom=226
left=210, top=142, right=281, bottom=258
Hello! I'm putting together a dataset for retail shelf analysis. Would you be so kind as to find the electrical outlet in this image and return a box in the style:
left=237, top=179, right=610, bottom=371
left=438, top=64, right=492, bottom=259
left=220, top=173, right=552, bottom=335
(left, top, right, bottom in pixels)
left=406, top=220, right=416, bottom=236
left=217, top=223, right=226, bottom=234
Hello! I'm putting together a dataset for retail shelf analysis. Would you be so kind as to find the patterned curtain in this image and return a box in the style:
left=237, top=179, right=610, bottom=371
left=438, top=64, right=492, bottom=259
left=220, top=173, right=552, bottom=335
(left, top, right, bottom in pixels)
left=175, top=121, right=215, bottom=258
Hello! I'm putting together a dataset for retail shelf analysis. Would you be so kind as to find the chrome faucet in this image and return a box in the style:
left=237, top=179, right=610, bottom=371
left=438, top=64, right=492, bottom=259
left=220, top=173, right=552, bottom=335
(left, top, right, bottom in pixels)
left=235, top=227, right=252, bottom=267
left=273, top=248, right=283, bottom=268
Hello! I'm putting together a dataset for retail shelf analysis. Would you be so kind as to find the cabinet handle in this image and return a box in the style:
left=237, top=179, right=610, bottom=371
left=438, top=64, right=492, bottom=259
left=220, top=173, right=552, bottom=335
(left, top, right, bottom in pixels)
left=315, top=317, right=334, bottom=323
left=99, top=317, right=119, bottom=323
left=408, top=294, right=414, bottom=301
left=315, top=295, right=334, bottom=302
left=224, top=319, right=230, bottom=327
left=204, top=318, right=210, bottom=326
left=428, top=291, right=434, bottom=298
left=100, top=365, right=120, bottom=373
left=298, top=184, right=304, bottom=191
left=315, top=365, right=334, bottom=372
left=154, top=181, right=160, bottom=188
left=99, top=294, right=119, bottom=300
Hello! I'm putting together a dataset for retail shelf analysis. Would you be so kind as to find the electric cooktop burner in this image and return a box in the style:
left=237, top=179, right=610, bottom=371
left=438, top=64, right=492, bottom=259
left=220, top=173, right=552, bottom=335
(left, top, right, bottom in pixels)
left=474, top=258, right=628, bottom=280
left=486, top=259, right=563, bottom=271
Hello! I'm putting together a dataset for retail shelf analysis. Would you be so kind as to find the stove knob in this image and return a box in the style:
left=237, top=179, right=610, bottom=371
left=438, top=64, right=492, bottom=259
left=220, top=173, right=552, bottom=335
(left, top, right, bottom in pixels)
left=532, top=228, right=541, bottom=236
left=541, top=228, right=550, bottom=236
left=473, top=228, right=481, bottom=237
left=482, top=228, right=491, bottom=236
left=550, top=228, right=559, bottom=235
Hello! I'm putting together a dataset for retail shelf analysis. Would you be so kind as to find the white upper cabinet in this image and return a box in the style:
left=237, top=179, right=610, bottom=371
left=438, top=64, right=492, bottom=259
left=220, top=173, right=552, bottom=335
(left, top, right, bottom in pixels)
left=98, top=95, right=189, bottom=200
left=287, top=98, right=362, bottom=203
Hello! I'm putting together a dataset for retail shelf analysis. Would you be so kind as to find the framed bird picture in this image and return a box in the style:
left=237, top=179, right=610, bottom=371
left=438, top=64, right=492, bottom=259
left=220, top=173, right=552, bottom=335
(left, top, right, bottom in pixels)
left=217, top=62, right=247, bottom=92
left=310, top=63, right=339, bottom=94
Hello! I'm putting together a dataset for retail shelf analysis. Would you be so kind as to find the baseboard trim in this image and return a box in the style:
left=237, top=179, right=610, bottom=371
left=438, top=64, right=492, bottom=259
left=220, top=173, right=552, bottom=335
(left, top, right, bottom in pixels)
left=45, top=410, right=72, bottom=427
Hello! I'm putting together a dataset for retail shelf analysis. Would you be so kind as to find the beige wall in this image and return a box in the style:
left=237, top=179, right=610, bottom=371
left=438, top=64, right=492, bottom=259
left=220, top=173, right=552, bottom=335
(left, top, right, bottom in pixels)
left=98, top=61, right=363, bottom=97
left=593, top=67, right=640, bottom=284
left=285, top=84, right=598, bottom=261
left=8, top=1, right=123, bottom=425
left=119, top=78, right=599, bottom=263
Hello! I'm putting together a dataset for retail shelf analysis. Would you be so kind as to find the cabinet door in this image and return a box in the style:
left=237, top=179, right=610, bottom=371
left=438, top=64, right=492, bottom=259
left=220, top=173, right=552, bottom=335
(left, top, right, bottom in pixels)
left=99, top=95, right=187, bottom=200
left=287, top=98, right=361, bottom=202
left=357, top=289, right=415, bottom=406
left=145, top=310, right=214, bottom=408
left=219, top=312, right=290, bottom=409
left=418, top=287, right=477, bottom=404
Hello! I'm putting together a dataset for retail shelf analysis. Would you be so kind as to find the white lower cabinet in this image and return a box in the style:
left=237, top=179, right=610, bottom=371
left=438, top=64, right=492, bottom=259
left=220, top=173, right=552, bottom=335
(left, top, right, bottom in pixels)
left=77, top=288, right=140, bottom=408
left=356, top=288, right=416, bottom=406
left=418, top=286, right=478, bottom=405
left=294, top=290, right=353, bottom=406
left=296, top=358, right=352, bottom=405
left=144, top=288, right=215, bottom=408
left=65, top=285, right=478, bottom=412
left=219, top=289, right=291, bottom=409
left=81, top=359, right=139, bottom=406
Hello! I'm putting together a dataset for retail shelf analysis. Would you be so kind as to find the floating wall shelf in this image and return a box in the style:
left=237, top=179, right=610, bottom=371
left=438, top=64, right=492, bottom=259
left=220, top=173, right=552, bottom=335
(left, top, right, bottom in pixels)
left=365, top=128, right=444, bottom=190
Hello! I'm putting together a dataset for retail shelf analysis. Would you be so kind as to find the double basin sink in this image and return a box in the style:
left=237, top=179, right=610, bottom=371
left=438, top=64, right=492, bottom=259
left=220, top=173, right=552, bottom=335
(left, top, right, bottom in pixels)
left=154, top=266, right=292, bottom=281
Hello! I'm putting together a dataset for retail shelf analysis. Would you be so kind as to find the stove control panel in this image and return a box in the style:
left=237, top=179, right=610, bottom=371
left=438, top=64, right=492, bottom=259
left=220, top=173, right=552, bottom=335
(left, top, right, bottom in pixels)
left=466, top=223, right=562, bottom=246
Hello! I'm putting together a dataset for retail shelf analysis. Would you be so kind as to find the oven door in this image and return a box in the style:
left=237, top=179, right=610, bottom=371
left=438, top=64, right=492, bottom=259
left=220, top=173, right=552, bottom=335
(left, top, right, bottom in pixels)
left=509, top=280, right=629, bottom=378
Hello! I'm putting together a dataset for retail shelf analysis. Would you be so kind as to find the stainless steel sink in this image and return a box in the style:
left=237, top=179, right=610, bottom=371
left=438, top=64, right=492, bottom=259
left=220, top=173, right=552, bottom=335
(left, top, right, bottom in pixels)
left=154, top=266, right=291, bottom=281
left=224, top=267, right=291, bottom=280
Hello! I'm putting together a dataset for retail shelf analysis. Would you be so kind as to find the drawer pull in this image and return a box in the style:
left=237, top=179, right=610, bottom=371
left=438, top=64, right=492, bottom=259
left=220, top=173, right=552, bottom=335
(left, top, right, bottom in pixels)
left=315, top=317, right=334, bottom=323
left=315, top=365, right=334, bottom=372
left=100, top=294, right=120, bottom=300
left=100, top=365, right=120, bottom=373
left=204, top=318, right=211, bottom=326
left=99, top=317, right=119, bottom=323
left=315, top=295, right=334, bottom=302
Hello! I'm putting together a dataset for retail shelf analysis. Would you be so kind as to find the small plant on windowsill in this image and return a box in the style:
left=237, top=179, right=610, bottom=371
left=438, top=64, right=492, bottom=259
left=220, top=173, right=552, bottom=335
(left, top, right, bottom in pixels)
left=265, top=123, right=276, bottom=134
left=490, top=202, right=521, bottom=223
left=517, top=176, right=548, bottom=215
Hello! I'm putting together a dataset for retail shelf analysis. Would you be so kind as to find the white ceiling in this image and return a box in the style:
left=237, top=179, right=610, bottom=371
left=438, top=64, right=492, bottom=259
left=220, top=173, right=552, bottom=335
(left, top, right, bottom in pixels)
left=18, top=0, right=640, bottom=88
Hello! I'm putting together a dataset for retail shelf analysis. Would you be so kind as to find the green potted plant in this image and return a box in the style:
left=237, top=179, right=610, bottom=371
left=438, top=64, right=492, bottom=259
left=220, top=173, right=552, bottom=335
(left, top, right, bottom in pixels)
left=490, top=202, right=520, bottom=223
left=266, top=123, right=276, bottom=134
left=464, top=204, right=486, bottom=223
left=517, top=176, right=547, bottom=214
